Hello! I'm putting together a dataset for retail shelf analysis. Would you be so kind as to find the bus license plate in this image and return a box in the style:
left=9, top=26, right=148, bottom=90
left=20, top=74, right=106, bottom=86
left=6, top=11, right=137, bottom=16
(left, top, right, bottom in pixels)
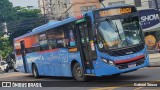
left=128, top=63, right=136, bottom=68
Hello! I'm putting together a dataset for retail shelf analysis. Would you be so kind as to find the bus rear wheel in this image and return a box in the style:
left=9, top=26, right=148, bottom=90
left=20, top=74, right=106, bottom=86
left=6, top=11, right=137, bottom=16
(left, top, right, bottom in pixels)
left=73, top=63, right=87, bottom=81
left=32, top=64, right=39, bottom=79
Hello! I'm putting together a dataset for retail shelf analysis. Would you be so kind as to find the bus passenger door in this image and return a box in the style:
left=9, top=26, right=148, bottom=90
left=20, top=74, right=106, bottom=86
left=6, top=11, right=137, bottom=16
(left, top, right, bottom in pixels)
left=75, top=18, right=96, bottom=75
left=20, top=41, right=28, bottom=73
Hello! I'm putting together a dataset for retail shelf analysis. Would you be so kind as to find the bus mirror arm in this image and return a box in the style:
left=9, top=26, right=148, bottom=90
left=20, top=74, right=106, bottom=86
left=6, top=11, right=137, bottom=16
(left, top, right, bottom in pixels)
left=93, top=23, right=98, bottom=39
left=92, top=30, right=97, bottom=44
left=94, top=38, right=97, bottom=44
left=93, top=32, right=98, bottom=44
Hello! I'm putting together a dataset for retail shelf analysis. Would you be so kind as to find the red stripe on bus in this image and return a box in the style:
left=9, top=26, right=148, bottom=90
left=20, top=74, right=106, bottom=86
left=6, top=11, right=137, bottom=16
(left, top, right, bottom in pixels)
left=38, top=48, right=59, bottom=53
left=114, top=55, right=145, bottom=64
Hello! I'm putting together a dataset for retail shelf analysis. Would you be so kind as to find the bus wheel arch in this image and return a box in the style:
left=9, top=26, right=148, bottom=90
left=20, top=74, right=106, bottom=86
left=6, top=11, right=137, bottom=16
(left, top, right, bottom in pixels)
left=71, top=60, right=78, bottom=75
left=71, top=60, right=87, bottom=81
left=32, top=63, right=39, bottom=79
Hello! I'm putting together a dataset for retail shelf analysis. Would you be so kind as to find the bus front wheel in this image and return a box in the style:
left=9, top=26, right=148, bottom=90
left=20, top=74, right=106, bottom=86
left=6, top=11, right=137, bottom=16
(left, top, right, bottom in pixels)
left=73, top=63, right=87, bottom=81
left=32, top=64, right=39, bottom=79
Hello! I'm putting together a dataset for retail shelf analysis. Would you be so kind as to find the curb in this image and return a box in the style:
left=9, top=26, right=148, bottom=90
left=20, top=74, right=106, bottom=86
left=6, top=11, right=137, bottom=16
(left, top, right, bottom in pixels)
left=149, top=62, right=160, bottom=67
left=149, top=57, right=160, bottom=59
left=149, top=53, right=160, bottom=67
left=148, top=65, right=160, bottom=67
left=149, top=53, right=160, bottom=59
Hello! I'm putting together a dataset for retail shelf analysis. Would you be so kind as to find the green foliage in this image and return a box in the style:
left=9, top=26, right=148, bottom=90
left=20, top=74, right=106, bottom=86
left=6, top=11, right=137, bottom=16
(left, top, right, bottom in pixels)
left=14, top=6, right=41, bottom=20
left=0, top=0, right=16, bottom=23
left=0, top=37, right=13, bottom=58
left=8, top=16, right=48, bottom=45
left=0, top=0, right=48, bottom=58
left=7, top=6, right=48, bottom=43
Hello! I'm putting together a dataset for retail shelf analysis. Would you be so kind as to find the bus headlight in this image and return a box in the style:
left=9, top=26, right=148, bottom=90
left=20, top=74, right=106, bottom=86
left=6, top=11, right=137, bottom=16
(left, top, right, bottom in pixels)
left=109, top=61, right=114, bottom=66
left=101, top=58, right=114, bottom=66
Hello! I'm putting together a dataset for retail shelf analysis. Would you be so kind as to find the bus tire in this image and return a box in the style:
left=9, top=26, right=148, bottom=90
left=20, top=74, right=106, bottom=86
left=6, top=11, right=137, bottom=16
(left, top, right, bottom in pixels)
left=14, top=69, right=18, bottom=72
left=32, top=64, right=39, bottom=79
left=73, top=63, right=87, bottom=81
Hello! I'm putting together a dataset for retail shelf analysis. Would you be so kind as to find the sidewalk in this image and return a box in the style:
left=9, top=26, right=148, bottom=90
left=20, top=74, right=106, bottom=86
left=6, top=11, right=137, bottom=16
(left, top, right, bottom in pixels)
left=0, top=71, right=29, bottom=79
left=149, top=53, right=160, bottom=67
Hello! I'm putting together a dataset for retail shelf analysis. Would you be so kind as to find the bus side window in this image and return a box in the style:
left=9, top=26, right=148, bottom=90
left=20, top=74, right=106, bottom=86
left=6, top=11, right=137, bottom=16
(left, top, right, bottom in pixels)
left=47, top=27, right=69, bottom=49
left=31, top=35, right=40, bottom=52
left=39, top=33, right=49, bottom=51
left=32, top=46, right=40, bottom=52
left=67, top=24, right=76, bottom=47
left=26, top=48, right=32, bottom=53
left=47, top=29, right=57, bottom=49
left=56, top=29, right=66, bottom=48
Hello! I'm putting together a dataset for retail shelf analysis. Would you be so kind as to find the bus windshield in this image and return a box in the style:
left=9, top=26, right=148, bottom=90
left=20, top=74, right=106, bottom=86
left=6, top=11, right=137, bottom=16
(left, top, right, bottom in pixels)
left=97, top=16, right=143, bottom=49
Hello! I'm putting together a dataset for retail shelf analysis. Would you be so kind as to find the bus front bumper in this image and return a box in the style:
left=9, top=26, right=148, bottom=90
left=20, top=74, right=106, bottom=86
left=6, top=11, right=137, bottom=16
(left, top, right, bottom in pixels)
left=93, top=55, right=149, bottom=76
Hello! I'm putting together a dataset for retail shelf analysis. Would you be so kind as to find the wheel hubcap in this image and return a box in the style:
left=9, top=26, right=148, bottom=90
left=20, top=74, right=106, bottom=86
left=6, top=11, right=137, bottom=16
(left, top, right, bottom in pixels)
left=76, top=67, right=83, bottom=78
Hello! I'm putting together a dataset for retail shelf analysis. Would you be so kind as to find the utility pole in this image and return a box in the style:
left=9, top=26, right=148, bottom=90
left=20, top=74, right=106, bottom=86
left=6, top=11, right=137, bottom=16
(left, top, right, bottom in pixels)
left=2, top=22, right=9, bottom=38
left=42, top=0, right=46, bottom=15
left=49, top=0, right=54, bottom=20
left=155, top=0, right=159, bottom=10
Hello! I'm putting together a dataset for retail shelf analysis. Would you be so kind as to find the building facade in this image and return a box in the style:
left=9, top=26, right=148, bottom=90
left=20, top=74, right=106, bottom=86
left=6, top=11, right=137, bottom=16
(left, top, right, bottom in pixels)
left=148, top=0, right=160, bottom=9
left=102, top=0, right=151, bottom=10
left=38, top=0, right=53, bottom=19
left=38, top=0, right=100, bottom=20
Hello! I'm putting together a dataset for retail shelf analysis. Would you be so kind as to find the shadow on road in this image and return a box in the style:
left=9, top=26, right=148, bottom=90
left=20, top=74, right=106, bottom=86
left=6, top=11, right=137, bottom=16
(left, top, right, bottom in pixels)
left=23, top=74, right=151, bottom=87
left=25, top=73, right=149, bottom=82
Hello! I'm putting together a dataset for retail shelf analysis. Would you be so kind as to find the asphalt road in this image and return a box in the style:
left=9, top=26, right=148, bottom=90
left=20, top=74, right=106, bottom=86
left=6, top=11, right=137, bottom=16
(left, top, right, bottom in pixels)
left=0, top=62, right=160, bottom=90
left=1, top=67, right=160, bottom=81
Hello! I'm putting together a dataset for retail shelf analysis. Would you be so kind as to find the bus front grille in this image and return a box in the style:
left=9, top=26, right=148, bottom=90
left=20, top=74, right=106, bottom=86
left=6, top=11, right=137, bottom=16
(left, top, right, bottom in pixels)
left=116, top=57, right=145, bottom=70
left=108, top=44, right=144, bottom=56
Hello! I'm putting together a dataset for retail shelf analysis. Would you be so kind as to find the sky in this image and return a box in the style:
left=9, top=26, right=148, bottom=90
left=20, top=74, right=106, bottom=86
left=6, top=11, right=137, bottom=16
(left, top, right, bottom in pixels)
left=9, top=0, right=38, bottom=8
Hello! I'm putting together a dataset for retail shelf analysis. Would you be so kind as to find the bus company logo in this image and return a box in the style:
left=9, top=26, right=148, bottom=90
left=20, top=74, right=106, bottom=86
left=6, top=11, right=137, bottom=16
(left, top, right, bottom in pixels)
left=126, top=51, right=133, bottom=55
left=2, top=82, right=11, bottom=87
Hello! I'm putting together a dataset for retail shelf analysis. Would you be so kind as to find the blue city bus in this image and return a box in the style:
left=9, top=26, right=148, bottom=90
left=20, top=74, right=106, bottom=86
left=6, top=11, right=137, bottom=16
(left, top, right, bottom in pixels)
left=14, top=5, right=149, bottom=81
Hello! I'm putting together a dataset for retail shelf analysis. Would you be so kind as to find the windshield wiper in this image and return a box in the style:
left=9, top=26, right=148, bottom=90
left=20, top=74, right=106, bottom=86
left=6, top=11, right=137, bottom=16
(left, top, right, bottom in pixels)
left=105, top=18, right=122, bottom=41
left=114, top=22, right=122, bottom=41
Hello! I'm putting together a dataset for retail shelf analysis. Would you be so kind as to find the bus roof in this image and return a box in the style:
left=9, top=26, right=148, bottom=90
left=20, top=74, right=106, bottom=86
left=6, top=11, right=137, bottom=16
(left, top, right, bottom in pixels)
left=14, top=16, right=79, bottom=41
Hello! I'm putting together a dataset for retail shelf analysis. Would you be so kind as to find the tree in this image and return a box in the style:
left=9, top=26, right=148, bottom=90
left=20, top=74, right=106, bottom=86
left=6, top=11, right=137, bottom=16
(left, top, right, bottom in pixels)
left=0, top=37, right=12, bottom=59
left=14, top=6, right=41, bottom=20
left=0, top=1, right=48, bottom=58
left=0, top=0, right=16, bottom=23
left=8, top=7, right=48, bottom=45
left=8, top=16, right=48, bottom=45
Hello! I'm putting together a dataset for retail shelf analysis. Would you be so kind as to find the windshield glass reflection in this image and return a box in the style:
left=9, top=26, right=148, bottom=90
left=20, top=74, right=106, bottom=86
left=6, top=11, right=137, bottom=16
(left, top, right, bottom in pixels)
left=97, top=16, right=143, bottom=49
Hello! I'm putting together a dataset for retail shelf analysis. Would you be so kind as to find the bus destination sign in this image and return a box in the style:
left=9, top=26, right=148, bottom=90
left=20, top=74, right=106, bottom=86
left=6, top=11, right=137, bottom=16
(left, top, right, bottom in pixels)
left=95, top=7, right=136, bottom=18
